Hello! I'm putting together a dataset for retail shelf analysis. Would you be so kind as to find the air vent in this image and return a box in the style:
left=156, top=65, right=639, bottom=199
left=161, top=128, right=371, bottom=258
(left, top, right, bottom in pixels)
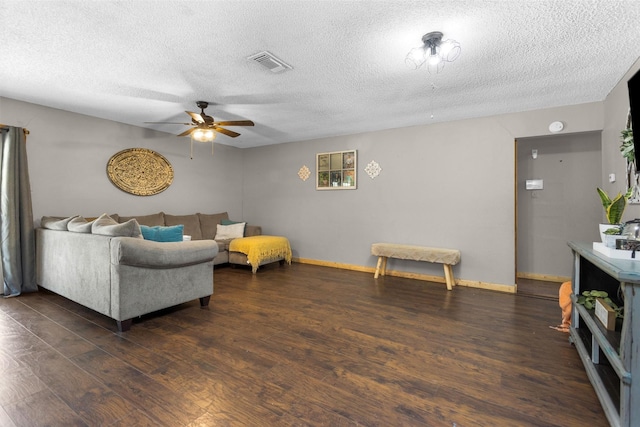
left=247, top=51, right=292, bottom=73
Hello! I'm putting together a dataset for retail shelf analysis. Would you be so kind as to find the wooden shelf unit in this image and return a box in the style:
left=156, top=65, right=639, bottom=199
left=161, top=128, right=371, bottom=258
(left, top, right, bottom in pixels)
left=568, top=241, right=640, bottom=427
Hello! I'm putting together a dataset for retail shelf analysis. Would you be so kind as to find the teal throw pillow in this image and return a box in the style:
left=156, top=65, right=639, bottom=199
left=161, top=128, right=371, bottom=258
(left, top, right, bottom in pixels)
left=140, top=225, right=184, bottom=242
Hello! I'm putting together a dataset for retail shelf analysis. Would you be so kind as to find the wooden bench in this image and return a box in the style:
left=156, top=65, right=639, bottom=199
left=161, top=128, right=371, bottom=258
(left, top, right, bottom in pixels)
left=371, top=243, right=461, bottom=291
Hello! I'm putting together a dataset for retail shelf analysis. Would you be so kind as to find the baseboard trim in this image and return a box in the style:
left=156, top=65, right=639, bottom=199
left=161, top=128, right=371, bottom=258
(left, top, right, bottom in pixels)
left=292, top=257, right=516, bottom=294
left=517, top=272, right=570, bottom=283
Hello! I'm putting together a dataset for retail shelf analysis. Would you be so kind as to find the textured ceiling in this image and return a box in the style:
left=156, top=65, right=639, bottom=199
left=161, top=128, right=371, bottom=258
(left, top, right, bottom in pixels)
left=2, top=1, right=640, bottom=148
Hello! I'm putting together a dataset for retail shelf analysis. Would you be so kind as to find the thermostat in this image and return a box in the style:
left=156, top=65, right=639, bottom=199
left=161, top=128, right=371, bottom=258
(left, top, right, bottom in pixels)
left=526, top=179, right=544, bottom=190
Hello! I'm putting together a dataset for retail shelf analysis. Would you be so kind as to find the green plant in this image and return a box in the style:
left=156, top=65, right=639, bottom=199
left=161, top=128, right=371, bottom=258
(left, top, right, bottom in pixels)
left=620, top=127, right=634, bottom=164
left=603, top=225, right=623, bottom=235
left=577, top=290, right=623, bottom=318
left=597, top=187, right=632, bottom=224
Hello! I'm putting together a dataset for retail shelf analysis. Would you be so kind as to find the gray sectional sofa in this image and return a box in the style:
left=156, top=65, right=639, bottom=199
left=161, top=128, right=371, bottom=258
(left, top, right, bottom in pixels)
left=35, top=211, right=260, bottom=331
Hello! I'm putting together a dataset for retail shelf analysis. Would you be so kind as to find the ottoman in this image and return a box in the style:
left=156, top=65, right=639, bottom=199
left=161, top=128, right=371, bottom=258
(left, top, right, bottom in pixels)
left=229, top=235, right=292, bottom=273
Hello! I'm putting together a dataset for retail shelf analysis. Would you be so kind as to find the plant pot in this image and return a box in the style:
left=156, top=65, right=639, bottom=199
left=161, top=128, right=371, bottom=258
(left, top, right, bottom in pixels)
left=600, top=223, right=621, bottom=243
left=604, top=234, right=626, bottom=249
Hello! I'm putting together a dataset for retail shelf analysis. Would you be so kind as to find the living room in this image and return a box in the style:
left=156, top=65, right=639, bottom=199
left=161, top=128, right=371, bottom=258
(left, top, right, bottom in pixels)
left=2, top=1, right=640, bottom=425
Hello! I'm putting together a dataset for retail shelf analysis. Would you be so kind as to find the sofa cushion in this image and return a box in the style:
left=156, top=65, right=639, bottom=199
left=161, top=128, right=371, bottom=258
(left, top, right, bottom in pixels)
left=92, top=214, right=143, bottom=238
left=112, top=238, right=218, bottom=268
left=118, top=212, right=165, bottom=226
left=215, top=222, right=246, bottom=240
left=67, top=216, right=94, bottom=233
left=41, top=215, right=77, bottom=230
left=164, top=214, right=202, bottom=240
left=140, top=225, right=184, bottom=242
left=244, top=225, right=262, bottom=237
left=199, top=212, right=229, bottom=240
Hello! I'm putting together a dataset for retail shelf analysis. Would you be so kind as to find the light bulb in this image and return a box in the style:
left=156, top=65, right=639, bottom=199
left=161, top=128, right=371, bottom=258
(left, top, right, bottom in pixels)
left=440, top=40, right=461, bottom=62
left=192, top=129, right=215, bottom=142
left=428, top=54, right=442, bottom=66
left=405, top=46, right=426, bottom=69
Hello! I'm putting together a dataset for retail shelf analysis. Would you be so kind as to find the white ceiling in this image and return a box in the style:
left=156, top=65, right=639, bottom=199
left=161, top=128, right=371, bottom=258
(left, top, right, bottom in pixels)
left=2, top=1, right=640, bottom=148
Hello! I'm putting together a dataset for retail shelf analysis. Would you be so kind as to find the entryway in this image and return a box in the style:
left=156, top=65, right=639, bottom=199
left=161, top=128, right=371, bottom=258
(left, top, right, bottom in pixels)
left=515, top=132, right=602, bottom=298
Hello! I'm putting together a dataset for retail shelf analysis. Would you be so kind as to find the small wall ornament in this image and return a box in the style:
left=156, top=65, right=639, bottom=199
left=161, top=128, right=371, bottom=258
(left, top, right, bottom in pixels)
left=298, top=165, right=311, bottom=181
left=107, top=148, right=174, bottom=196
left=365, top=160, right=382, bottom=179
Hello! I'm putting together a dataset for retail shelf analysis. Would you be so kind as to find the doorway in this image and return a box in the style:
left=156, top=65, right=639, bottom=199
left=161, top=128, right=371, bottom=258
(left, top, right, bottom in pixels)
left=515, top=132, right=602, bottom=298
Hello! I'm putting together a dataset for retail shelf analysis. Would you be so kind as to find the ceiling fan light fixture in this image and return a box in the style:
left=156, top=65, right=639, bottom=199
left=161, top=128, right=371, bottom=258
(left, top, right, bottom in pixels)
left=191, top=128, right=215, bottom=143
left=407, top=31, right=460, bottom=74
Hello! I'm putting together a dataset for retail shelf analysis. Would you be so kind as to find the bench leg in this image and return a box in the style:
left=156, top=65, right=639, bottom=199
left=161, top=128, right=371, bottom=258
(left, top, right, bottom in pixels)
left=374, top=256, right=383, bottom=278
left=443, top=264, right=455, bottom=291
left=381, top=257, right=387, bottom=276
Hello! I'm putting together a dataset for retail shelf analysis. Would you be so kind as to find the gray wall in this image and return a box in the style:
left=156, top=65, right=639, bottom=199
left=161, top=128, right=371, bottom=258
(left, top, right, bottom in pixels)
left=242, top=103, right=603, bottom=287
left=517, top=132, right=602, bottom=278
left=1, top=97, right=245, bottom=222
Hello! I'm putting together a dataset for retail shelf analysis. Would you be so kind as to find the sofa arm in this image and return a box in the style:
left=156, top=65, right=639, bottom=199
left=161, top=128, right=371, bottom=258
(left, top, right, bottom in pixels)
left=245, top=225, right=262, bottom=237
left=111, top=237, right=218, bottom=268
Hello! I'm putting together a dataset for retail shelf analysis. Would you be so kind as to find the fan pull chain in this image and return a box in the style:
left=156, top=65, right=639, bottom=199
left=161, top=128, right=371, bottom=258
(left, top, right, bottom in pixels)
left=429, top=82, right=438, bottom=120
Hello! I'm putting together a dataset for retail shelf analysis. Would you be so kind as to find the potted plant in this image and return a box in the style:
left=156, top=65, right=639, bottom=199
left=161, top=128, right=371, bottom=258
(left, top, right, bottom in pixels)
left=597, top=187, right=632, bottom=244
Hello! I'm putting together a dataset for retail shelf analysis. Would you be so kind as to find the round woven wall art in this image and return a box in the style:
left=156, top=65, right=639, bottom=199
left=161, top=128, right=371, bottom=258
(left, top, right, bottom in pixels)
left=107, top=148, right=174, bottom=196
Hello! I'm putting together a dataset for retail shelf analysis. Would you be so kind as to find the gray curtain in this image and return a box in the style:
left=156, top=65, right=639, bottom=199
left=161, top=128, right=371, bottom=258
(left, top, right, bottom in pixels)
left=1, top=126, right=37, bottom=296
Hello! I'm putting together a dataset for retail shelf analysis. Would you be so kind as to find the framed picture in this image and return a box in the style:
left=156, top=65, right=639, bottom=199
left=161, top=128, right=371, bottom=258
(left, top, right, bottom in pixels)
left=316, top=150, right=357, bottom=190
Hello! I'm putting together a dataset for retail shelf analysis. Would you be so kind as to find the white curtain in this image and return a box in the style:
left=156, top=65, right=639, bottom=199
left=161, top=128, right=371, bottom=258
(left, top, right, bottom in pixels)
left=1, top=126, right=37, bottom=296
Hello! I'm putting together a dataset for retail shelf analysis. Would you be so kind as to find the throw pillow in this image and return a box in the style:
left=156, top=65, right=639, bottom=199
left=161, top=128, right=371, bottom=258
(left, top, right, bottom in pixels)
left=198, top=212, right=229, bottom=240
left=67, top=216, right=94, bottom=233
left=214, top=222, right=246, bottom=240
left=92, top=213, right=143, bottom=238
left=140, top=225, right=184, bottom=242
left=221, top=219, right=247, bottom=235
left=41, top=215, right=78, bottom=230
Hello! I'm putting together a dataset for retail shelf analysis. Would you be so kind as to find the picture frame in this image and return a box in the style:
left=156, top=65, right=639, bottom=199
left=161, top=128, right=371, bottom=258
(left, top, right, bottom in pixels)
left=316, top=150, right=357, bottom=190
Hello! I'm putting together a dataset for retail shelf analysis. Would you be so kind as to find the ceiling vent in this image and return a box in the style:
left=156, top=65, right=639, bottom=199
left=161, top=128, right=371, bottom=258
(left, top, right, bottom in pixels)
left=247, top=51, right=292, bottom=73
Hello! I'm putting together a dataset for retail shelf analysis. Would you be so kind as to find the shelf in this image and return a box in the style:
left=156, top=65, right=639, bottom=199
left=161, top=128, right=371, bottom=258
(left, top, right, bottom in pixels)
left=571, top=297, right=628, bottom=383
left=573, top=325, right=621, bottom=410
left=570, top=326, right=621, bottom=426
left=569, top=241, right=640, bottom=427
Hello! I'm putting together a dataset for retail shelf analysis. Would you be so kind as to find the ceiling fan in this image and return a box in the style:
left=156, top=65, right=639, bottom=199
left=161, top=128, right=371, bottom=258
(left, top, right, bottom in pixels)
left=146, top=101, right=255, bottom=158
left=147, top=100, right=255, bottom=139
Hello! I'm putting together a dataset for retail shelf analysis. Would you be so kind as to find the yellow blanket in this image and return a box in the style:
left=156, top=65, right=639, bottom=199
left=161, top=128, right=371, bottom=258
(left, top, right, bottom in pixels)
left=229, top=235, right=292, bottom=272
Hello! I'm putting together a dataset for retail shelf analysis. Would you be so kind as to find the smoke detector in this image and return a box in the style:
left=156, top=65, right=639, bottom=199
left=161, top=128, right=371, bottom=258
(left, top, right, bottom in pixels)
left=247, top=51, right=292, bottom=73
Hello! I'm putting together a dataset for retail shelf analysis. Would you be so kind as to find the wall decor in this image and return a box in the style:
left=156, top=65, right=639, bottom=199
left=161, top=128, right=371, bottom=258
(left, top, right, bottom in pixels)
left=107, top=148, right=174, bottom=196
left=316, top=150, right=356, bottom=190
left=298, top=165, right=311, bottom=181
left=365, top=160, right=382, bottom=179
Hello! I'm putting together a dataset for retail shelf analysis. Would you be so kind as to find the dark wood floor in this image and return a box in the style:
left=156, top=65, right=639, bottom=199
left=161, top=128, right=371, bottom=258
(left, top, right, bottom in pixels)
left=0, top=263, right=607, bottom=426
left=517, top=278, right=562, bottom=301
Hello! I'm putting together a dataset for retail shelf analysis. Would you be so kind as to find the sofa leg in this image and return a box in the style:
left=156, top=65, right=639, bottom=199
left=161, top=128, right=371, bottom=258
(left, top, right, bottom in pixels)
left=199, top=295, right=211, bottom=307
left=117, top=319, right=132, bottom=332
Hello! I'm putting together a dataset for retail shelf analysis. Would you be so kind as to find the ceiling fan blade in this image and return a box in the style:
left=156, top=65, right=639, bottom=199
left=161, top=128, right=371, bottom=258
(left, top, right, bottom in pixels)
left=145, top=121, right=192, bottom=125
left=186, top=111, right=204, bottom=123
left=177, top=128, right=196, bottom=137
left=213, top=126, right=240, bottom=138
left=214, top=120, right=255, bottom=126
